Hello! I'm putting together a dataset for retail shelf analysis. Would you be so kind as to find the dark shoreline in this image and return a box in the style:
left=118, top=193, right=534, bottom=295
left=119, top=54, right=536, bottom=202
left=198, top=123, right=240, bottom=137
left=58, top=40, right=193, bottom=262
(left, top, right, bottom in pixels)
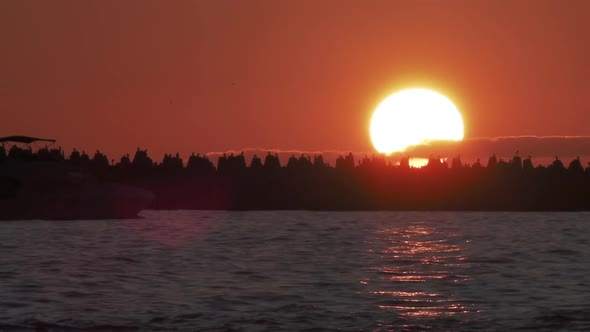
left=3, top=145, right=590, bottom=213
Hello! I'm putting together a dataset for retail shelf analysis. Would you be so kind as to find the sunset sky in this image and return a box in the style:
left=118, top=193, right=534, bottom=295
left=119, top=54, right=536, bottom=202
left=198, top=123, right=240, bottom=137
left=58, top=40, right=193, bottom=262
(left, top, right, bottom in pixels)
left=2, top=0, right=589, bottom=161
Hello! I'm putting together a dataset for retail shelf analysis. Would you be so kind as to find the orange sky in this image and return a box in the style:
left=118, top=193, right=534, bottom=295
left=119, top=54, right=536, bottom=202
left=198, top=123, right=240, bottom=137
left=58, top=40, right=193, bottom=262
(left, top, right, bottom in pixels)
left=2, top=0, right=590, bottom=160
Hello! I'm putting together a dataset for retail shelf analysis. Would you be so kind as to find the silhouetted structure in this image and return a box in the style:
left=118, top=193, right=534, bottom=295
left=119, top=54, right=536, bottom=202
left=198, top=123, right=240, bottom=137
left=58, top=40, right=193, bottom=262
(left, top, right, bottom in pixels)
left=0, top=137, right=153, bottom=220
left=264, top=153, right=281, bottom=170
left=187, top=153, right=215, bottom=173
left=4, top=138, right=590, bottom=212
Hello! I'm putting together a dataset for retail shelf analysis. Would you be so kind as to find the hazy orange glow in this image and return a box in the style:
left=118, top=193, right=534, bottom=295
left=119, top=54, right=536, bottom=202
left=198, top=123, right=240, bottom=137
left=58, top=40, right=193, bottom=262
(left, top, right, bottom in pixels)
left=408, top=158, right=430, bottom=168
left=370, top=89, right=464, bottom=154
left=1, top=1, right=589, bottom=158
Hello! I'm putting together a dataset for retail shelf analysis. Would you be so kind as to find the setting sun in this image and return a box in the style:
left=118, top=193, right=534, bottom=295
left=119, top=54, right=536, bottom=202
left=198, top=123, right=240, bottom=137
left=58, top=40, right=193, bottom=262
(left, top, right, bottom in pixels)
left=370, top=89, right=464, bottom=154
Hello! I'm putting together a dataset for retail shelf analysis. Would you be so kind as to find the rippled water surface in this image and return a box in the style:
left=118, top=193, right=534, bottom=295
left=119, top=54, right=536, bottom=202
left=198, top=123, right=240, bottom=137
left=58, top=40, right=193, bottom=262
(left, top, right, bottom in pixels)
left=1, top=211, right=589, bottom=331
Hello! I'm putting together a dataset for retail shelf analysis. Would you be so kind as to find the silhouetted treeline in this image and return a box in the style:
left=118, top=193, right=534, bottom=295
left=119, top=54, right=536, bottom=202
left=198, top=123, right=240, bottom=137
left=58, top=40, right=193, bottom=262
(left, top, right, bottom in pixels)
left=3, top=144, right=590, bottom=211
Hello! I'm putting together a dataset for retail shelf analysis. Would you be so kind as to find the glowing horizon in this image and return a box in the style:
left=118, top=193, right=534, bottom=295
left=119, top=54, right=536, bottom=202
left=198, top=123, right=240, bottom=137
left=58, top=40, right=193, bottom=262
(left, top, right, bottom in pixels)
left=370, top=89, right=464, bottom=155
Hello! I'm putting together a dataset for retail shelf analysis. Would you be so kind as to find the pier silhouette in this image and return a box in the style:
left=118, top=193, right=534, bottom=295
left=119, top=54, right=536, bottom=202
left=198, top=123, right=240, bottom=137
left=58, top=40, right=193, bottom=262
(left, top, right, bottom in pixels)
left=2, top=139, right=590, bottom=212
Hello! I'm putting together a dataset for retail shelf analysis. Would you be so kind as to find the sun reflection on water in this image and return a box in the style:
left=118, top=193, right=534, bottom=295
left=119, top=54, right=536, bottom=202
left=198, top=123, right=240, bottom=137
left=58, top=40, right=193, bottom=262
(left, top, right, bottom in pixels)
left=366, top=223, right=472, bottom=326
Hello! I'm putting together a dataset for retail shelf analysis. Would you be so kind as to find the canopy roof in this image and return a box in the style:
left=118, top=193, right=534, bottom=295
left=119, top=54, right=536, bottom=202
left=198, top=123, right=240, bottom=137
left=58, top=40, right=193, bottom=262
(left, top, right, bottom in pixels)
left=0, top=136, right=56, bottom=144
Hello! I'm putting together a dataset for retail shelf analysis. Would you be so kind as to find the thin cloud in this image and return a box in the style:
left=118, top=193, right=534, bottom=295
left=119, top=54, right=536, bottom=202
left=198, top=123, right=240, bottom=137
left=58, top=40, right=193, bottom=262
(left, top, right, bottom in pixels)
left=204, top=136, right=590, bottom=166
left=404, top=136, right=590, bottom=161
left=205, top=148, right=373, bottom=166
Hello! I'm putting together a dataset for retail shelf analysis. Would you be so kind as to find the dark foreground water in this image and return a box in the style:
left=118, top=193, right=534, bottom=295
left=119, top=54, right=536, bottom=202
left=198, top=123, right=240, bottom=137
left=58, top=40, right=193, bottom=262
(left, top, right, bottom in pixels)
left=0, top=211, right=589, bottom=331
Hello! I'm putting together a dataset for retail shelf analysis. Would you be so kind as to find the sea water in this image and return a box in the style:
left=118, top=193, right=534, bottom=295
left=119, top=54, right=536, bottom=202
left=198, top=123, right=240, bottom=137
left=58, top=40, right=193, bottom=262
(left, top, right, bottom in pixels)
left=0, top=211, right=589, bottom=331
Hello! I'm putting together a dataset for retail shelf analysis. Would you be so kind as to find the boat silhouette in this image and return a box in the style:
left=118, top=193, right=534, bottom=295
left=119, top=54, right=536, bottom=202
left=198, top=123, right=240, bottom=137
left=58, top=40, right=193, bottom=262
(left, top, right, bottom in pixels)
left=0, top=136, right=153, bottom=220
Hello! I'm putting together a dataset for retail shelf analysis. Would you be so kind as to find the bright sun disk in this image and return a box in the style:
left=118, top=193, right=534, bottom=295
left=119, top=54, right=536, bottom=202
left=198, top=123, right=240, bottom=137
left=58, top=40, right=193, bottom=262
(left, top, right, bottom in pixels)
left=370, top=88, right=464, bottom=154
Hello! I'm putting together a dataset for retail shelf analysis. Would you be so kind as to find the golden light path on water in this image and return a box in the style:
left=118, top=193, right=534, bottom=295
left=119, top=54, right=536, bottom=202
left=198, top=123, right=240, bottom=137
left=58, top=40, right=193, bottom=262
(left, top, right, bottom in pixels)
left=363, top=222, right=473, bottom=325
